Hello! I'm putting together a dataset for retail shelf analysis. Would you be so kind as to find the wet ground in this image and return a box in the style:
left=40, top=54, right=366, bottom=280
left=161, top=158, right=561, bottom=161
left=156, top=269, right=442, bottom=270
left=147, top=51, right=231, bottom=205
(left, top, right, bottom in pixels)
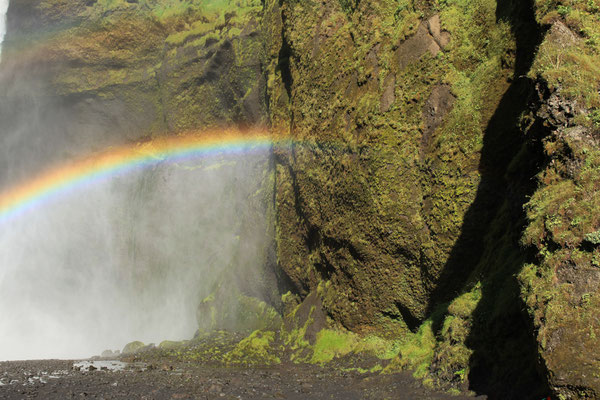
left=0, top=359, right=484, bottom=399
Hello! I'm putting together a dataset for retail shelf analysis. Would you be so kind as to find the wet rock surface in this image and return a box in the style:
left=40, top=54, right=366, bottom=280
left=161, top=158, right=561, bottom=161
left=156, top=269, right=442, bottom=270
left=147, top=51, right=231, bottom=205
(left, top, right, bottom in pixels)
left=0, top=359, right=483, bottom=399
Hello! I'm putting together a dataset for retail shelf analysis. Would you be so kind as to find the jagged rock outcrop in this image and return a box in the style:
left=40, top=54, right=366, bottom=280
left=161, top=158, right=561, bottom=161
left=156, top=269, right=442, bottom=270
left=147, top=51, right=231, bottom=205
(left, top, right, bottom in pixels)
left=519, top=12, right=600, bottom=397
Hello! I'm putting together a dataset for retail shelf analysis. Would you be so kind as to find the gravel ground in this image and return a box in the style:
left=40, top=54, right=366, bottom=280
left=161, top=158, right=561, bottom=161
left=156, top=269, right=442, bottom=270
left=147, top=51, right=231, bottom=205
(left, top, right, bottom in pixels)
left=0, top=359, right=485, bottom=399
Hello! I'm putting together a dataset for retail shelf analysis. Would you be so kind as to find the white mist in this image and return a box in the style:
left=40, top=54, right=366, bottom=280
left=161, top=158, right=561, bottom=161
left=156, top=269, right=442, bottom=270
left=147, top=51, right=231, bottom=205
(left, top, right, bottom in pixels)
left=0, top=150, right=271, bottom=361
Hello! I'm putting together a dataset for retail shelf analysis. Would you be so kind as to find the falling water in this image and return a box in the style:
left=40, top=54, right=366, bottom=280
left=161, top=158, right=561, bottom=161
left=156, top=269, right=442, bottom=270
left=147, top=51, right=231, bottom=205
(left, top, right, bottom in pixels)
left=0, top=0, right=7, bottom=58
left=0, top=149, right=272, bottom=361
left=0, top=0, right=274, bottom=360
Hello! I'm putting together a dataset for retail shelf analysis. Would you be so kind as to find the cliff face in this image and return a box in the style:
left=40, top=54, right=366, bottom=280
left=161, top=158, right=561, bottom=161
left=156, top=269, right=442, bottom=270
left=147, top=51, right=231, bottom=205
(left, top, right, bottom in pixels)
left=519, top=3, right=600, bottom=397
left=266, top=0, right=600, bottom=397
left=266, top=0, right=514, bottom=333
left=0, top=0, right=266, bottom=185
left=267, top=0, right=542, bottom=394
left=3, top=0, right=600, bottom=397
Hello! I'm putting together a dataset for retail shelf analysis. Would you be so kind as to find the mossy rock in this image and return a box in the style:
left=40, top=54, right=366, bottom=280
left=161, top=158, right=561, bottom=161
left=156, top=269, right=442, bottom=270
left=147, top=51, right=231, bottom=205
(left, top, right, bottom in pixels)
left=158, top=340, right=187, bottom=351
left=267, top=0, right=517, bottom=336
left=122, top=341, right=146, bottom=355
left=223, top=330, right=281, bottom=366
left=197, top=284, right=282, bottom=333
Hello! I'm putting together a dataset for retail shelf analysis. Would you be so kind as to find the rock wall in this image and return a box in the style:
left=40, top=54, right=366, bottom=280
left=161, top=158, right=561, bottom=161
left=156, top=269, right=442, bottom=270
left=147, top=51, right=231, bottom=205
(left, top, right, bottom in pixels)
left=266, top=0, right=600, bottom=397
left=266, top=0, right=510, bottom=334
left=0, top=0, right=267, bottom=184
left=267, top=0, right=525, bottom=335
left=519, top=2, right=600, bottom=397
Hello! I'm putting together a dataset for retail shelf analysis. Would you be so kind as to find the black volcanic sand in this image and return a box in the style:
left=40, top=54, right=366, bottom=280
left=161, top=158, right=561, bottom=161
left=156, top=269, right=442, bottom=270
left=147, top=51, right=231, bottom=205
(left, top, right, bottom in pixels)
left=0, top=359, right=485, bottom=399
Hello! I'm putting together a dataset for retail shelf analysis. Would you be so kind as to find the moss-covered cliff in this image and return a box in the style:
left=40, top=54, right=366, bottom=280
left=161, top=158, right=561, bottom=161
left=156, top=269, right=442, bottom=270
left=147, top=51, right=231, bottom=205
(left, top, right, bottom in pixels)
left=267, top=0, right=515, bottom=332
left=3, top=0, right=600, bottom=398
left=0, top=0, right=267, bottom=185
left=519, top=2, right=600, bottom=398
left=266, top=0, right=600, bottom=397
left=266, top=0, right=536, bottom=394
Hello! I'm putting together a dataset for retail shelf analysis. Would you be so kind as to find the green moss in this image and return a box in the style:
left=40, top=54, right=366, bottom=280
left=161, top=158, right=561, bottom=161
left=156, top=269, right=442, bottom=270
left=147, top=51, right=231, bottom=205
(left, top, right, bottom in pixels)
left=310, top=329, right=358, bottom=364
left=384, top=321, right=437, bottom=379
left=223, top=330, right=281, bottom=365
left=198, top=287, right=282, bottom=333
left=158, top=340, right=186, bottom=350
left=281, top=303, right=314, bottom=357
left=354, top=335, right=402, bottom=360
left=447, top=285, right=481, bottom=319
left=532, top=0, right=600, bottom=110
left=584, top=230, right=600, bottom=244
left=122, top=341, right=146, bottom=355
left=523, top=140, right=600, bottom=250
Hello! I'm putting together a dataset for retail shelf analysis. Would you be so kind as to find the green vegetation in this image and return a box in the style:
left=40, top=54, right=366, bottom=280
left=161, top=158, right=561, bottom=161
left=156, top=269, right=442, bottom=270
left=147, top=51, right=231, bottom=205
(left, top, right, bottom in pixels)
left=532, top=0, right=600, bottom=111
left=384, top=321, right=437, bottom=380
left=223, top=330, right=282, bottom=365
left=122, top=341, right=146, bottom=354
left=163, top=0, right=262, bottom=45
left=158, top=340, right=186, bottom=350
left=515, top=1, right=600, bottom=396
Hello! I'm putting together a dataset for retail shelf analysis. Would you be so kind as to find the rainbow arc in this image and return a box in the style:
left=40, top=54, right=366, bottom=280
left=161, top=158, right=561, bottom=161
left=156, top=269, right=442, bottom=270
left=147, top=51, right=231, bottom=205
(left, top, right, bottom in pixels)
left=0, top=128, right=278, bottom=224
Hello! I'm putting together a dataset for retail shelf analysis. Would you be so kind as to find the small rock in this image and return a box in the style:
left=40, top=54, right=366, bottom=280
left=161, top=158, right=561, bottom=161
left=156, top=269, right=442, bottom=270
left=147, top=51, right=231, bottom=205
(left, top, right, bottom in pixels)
left=209, top=384, right=223, bottom=393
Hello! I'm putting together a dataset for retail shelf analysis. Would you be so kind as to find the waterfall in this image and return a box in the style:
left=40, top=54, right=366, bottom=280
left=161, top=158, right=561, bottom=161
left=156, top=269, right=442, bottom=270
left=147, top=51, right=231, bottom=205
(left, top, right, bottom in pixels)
left=0, top=149, right=273, bottom=360
left=0, top=0, right=8, bottom=58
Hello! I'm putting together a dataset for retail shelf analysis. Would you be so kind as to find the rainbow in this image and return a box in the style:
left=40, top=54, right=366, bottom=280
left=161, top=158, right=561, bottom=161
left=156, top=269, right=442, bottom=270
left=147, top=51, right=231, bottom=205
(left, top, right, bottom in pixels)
left=0, top=128, right=282, bottom=224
